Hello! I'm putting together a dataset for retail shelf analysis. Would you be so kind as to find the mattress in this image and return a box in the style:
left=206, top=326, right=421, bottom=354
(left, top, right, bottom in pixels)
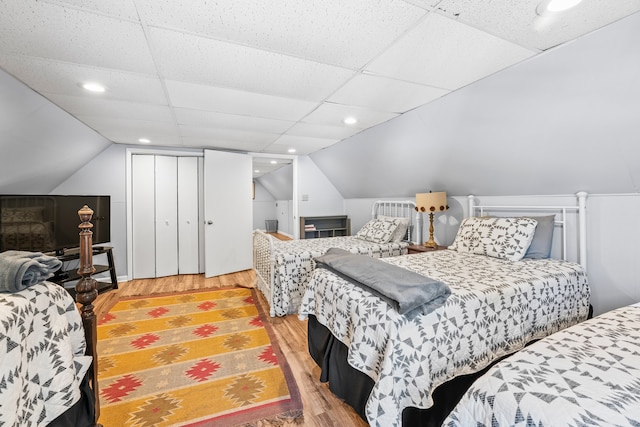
left=299, top=249, right=591, bottom=427
left=444, top=302, right=640, bottom=426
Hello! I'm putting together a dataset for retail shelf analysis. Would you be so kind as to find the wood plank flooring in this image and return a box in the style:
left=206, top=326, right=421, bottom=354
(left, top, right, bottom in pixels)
left=93, top=270, right=369, bottom=427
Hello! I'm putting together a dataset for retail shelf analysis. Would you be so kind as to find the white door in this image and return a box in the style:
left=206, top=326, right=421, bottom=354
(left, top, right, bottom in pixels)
left=132, top=155, right=156, bottom=279
left=178, top=156, right=200, bottom=274
left=155, top=156, right=178, bottom=277
left=204, top=150, right=252, bottom=277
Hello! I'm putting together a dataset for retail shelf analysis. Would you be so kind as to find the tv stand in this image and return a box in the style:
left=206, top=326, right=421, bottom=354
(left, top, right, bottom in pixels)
left=50, top=246, right=118, bottom=296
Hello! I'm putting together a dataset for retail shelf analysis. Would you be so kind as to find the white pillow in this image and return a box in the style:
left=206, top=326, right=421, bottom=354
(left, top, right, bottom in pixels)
left=378, top=215, right=410, bottom=242
left=355, top=218, right=401, bottom=244
left=449, top=217, right=538, bottom=261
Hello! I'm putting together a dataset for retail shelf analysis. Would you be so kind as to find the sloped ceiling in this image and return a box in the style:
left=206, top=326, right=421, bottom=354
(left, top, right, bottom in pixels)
left=310, top=10, right=640, bottom=198
left=1, top=0, right=640, bottom=159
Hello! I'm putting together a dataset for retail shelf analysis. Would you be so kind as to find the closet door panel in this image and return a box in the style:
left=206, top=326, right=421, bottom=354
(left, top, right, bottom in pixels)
left=178, top=156, right=200, bottom=274
left=132, top=155, right=156, bottom=279
left=155, top=155, right=178, bottom=277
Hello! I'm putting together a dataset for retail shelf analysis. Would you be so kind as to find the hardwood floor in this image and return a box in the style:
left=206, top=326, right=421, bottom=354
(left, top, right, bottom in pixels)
left=93, top=270, right=369, bottom=427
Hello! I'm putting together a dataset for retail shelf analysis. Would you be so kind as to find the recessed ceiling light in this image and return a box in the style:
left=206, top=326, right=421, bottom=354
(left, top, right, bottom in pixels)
left=270, top=160, right=277, bottom=164
left=537, top=0, right=583, bottom=15
left=288, top=148, right=296, bottom=153
left=138, top=138, right=151, bottom=143
left=254, top=169, right=260, bottom=173
left=81, top=82, right=106, bottom=93
left=343, top=116, right=358, bottom=125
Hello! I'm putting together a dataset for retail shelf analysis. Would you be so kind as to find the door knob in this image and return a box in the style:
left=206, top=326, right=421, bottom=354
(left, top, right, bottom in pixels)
left=207, top=220, right=213, bottom=225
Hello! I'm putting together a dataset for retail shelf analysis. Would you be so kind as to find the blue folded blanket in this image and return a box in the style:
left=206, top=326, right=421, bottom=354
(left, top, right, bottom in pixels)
left=314, top=248, right=451, bottom=319
left=0, top=250, right=62, bottom=293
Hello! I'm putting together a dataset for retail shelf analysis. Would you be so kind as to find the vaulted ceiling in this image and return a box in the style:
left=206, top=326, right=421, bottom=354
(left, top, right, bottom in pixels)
left=2, top=0, right=640, bottom=161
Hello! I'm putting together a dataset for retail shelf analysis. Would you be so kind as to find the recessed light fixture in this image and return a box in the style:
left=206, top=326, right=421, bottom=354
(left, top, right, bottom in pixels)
left=343, top=116, right=357, bottom=125
left=254, top=169, right=260, bottom=173
left=81, top=82, right=106, bottom=93
left=138, top=138, right=151, bottom=143
left=270, top=160, right=277, bottom=164
left=537, top=0, right=583, bottom=15
left=288, top=148, right=296, bottom=153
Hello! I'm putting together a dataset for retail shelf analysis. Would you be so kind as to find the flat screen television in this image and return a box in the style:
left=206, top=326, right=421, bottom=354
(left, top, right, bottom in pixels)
left=0, top=195, right=111, bottom=255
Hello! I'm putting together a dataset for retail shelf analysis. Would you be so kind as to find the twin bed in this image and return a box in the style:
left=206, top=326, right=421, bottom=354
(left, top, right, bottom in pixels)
left=0, top=206, right=100, bottom=426
left=253, top=200, right=418, bottom=317
left=297, top=193, right=598, bottom=426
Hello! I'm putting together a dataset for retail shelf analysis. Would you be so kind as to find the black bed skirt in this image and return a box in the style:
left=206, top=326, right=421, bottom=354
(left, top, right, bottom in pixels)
left=307, top=315, right=498, bottom=427
left=48, top=371, right=96, bottom=427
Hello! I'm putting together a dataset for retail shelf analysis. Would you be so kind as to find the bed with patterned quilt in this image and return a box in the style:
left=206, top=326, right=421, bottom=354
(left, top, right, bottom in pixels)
left=0, top=205, right=101, bottom=427
left=444, top=302, right=640, bottom=426
left=298, top=194, right=591, bottom=427
left=253, top=200, right=417, bottom=317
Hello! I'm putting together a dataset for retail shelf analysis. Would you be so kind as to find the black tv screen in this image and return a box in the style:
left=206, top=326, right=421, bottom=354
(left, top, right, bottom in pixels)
left=0, top=195, right=111, bottom=254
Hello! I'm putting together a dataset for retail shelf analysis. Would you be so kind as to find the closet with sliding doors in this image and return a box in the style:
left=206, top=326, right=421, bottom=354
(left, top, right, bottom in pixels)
left=131, top=154, right=204, bottom=279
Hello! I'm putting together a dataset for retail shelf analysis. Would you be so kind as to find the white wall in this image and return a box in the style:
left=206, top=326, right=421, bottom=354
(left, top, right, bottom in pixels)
left=297, top=156, right=344, bottom=217
left=252, top=179, right=276, bottom=231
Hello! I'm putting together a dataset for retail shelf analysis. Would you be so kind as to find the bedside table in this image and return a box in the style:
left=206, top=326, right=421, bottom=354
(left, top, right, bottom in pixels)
left=407, top=244, right=447, bottom=254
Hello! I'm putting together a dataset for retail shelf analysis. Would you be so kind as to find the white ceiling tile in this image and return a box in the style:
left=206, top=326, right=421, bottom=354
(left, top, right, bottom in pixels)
left=79, top=116, right=180, bottom=145
left=286, top=122, right=362, bottom=140
left=148, top=27, right=355, bottom=101
left=42, top=0, right=141, bottom=21
left=46, top=94, right=174, bottom=122
left=0, top=1, right=156, bottom=74
left=365, top=13, right=538, bottom=90
left=328, top=74, right=450, bottom=113
left=165, top=80, right=319, bottom=122
left=302, top=103, right=399, bottom=129
left=267, top=134, right=341, bottom=155
left=401, top=0, right=442, bottom=9
left=0, top=55, right=167, bottom=104
left=181, top=137, right=270, bottom=152
left=137, top=0, right=427, bottom=69
left=435, top=0, right=640, bottom=51
left=174, top=108, right=294, bottom=134
left=179, top=125, right=279, bottom=145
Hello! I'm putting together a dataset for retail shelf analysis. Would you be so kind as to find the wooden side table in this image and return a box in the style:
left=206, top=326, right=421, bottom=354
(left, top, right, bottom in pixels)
left=407, top=244, right=447, bottom=254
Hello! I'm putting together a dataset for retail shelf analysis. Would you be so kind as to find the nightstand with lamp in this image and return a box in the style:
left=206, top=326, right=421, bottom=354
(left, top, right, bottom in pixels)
left=408, top=191, right=449, bottom=254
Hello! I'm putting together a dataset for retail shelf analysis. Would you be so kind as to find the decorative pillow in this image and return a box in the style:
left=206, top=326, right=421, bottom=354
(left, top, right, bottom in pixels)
left=355, top=218, right=401, bottom=244
left=378, top=215, right=409, bottom=242
left=449, top=217, right=538, bottom=261
left=524, top=215, right=555, bottom=259
left=1, top=207, right=45, bottom=223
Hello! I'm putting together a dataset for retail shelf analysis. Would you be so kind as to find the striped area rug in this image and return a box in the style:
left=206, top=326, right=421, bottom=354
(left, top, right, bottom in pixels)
left=97, top=287, right=303, bottom=426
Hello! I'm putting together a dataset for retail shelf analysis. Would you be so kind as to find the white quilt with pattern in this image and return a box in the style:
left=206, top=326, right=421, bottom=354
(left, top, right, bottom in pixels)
left=0, top=281, right=92, bottom=426
left=270, top=236, right=407, bottom=316
left=299, top=249, right=590, bottom=427
left=444, top=302, right=640, bottom=427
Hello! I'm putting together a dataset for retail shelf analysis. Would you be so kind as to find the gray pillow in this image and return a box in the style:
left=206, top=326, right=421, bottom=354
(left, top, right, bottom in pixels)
left=524, top=215, right=555, bottom=259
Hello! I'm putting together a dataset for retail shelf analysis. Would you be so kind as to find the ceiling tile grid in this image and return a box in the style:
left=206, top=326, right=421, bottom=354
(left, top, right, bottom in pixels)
left=1, top=0, right=638, bottom=156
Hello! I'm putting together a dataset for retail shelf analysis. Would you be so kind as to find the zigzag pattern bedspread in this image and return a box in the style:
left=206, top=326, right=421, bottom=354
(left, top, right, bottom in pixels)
left=299, top=249, right=590, bottom=427
left=444, top=303, right=640, bottom=427
left=266, top=236, right=407, bottom=316
left=0, top=281, right=92, bottom=426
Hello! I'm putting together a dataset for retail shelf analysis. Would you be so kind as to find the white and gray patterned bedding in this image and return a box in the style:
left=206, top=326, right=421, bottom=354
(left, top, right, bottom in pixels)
left=298, top=249, right=590, bottom=427
left=257, top=234, right=408, bottom=316
left=444, top=302, right=640, bottom=427
left=0, top=281, right=92, bottom=426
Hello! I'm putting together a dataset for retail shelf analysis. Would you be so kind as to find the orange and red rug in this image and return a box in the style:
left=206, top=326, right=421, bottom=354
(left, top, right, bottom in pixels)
left=97, top=288, right=303, bottom=426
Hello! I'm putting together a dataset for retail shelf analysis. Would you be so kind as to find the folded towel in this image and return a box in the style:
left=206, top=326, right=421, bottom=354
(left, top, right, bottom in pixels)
left=0, top=250, right=62, bottom=293
left=314, top=248, right=451, bottom=319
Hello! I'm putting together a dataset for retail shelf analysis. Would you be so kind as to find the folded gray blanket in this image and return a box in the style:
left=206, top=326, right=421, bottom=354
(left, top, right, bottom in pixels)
left=0, top=250, right=62, bottom=293
left=314, top=248, right=451, bottom=319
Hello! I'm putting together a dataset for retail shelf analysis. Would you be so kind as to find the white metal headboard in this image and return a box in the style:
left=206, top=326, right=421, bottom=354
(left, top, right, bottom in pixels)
left=371, top=200, right=418, bottom=242
left=468, top=192, right=588, bottom=270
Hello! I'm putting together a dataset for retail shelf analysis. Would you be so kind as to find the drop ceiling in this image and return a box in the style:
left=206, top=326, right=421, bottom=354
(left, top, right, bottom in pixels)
left=1, top=0, right=639, bottom=157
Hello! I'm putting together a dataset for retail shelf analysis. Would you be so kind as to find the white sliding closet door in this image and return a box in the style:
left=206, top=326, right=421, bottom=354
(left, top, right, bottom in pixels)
left=204, top=150, right=252, bottom=277
left=155, top=156, right=178, bottom=277
left=132, top=155, right=156, bottom=279
left=178, top=157, right=200, bottom=274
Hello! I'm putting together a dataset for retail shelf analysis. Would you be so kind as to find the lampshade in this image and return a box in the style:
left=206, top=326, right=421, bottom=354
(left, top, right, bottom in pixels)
left=416, top=192, right=448, bottom=213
